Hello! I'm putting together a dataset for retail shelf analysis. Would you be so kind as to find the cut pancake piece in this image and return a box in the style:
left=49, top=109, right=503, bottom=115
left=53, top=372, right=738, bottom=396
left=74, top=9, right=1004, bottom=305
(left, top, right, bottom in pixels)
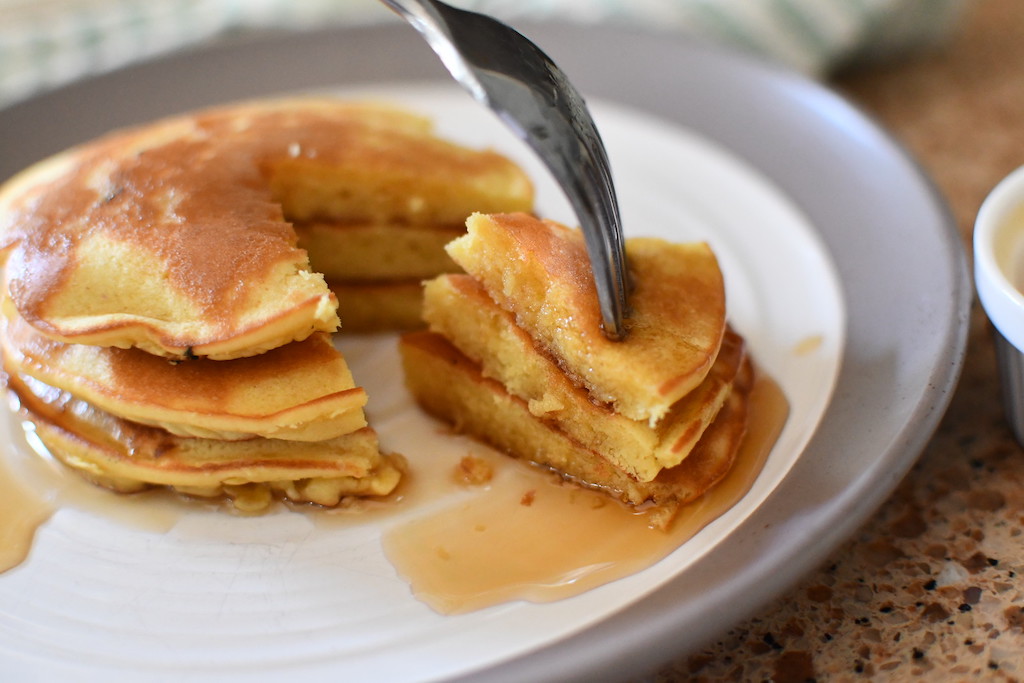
left=0, top=98, right=532, bottom=359
left=329, top=279, right=426, bottom=333
left=399, top=331, right=751, bottom=529
left=263, top=102, right=534, bottom=226
left=446, top=213, right=727, bottom=425
left=0, top=312, right=367, bottom=441
left=296, top=222, right=463, bottom=281
left=423, top=274, right=744, bottom=481
left=6, top=370, right=402, bottom=512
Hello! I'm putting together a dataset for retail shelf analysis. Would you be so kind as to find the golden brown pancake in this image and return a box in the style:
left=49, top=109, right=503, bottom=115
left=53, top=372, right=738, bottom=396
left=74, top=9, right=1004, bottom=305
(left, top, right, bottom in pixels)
left=6, top=369, right=402, bottom=512
left=296, top=222, right=463, bottom=281
left=0, top=311, right=367, bottom=441
left=399, top=331, right=752, bottom=529
left=422, top=273, right=743, bottom=481
left=446, top=213, right=727, bottom=425
left=0, top=98, right=533, bottom=360
left=329, top=279, right=427, bottom=333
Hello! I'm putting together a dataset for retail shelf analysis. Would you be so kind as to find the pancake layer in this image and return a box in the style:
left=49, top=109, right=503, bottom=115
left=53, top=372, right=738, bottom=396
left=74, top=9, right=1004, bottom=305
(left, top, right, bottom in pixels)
left=297, top=222, right=463, bottom=282
left=330, top=279, right=427, bottom=333
left=7, top=370, right=402, bottom=512
left=0, top=311, right=367, bottom=441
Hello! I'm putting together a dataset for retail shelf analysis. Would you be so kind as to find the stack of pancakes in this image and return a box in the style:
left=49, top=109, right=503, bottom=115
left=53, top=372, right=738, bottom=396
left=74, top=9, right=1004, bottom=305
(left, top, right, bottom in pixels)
left=0, top=98, right=532, bottom=511
left=401, top=212, right=753, bottom=528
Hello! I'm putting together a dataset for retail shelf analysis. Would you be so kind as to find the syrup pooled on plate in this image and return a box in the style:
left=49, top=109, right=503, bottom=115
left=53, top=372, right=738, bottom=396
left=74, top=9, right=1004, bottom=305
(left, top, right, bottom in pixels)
left=0, top=421, right=54, bottom=572
left=382, top=373, right=788, bottom=615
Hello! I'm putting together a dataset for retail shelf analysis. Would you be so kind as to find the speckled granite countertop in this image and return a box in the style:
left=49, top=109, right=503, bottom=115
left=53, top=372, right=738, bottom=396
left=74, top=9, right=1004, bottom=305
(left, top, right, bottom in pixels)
left=657, top=1, right=1024, bottom=680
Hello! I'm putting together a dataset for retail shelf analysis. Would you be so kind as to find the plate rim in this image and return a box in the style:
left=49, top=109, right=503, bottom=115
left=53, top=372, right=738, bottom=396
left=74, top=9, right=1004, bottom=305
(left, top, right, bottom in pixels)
left=0, top=21, right=970, bottom=682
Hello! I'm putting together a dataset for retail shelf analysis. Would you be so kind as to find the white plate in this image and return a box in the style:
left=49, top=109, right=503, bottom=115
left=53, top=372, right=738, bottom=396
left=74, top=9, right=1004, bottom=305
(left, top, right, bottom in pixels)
left=0, top=22, right=968, bottom=682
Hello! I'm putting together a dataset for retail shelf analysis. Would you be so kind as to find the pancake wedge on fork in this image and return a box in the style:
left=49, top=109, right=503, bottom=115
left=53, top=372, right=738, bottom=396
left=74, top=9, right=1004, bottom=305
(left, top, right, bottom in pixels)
left=445, top=213, right=727, bottom=425
left=402, top=212, right=750, bottom=528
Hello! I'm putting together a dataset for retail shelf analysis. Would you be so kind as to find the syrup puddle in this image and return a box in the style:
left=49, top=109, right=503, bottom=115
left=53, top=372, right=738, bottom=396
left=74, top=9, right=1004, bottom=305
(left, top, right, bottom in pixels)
left=383, top=375, right=788, bottom=614
left=0, top=426, right=54, bottom=572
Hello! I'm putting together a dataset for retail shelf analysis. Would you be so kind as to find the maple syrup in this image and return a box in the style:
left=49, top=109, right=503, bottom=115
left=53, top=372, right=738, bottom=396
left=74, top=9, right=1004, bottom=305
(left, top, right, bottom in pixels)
left=0, top=423, right=54, bottom=572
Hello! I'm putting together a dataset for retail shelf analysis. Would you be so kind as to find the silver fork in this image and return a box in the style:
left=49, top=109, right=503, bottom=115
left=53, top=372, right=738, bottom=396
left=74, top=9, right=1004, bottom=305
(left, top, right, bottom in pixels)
left=380, top=0, right=630, bottom=340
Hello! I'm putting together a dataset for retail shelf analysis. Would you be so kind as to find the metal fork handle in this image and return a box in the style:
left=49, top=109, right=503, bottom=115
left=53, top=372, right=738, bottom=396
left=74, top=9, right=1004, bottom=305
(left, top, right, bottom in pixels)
left=381, top=0, right=630, bottom=340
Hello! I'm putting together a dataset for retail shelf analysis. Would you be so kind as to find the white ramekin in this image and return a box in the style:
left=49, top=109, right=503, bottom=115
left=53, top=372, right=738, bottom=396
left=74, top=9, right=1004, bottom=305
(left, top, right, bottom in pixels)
left=975, top=164, right=1024, bottom=445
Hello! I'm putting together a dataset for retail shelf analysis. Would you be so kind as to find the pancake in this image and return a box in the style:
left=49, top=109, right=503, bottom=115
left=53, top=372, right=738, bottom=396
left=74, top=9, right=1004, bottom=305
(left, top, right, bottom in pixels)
left=446, top=213, right=727, bottom=425
left=0, top=310, right=367, bottom=442
left=6, top=370, right=402, bottom=513
left=399, top=331, right=752, bottom=530
left=0, top=98, right=533, bottom=360
left=329, top=279, right=427, bottom=333
left=422, top=274, right=743, bottom=481
left=296, top=221, right=463, bottom=281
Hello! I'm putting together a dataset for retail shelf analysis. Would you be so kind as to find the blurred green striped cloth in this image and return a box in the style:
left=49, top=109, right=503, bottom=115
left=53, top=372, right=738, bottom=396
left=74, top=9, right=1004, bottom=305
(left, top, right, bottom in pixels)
left=0, top=0, right=966, bottom=108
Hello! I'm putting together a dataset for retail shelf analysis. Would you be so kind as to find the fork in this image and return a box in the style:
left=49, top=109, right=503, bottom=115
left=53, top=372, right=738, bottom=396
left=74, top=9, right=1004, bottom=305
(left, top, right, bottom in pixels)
left=380, top=0, right=631, bottom=340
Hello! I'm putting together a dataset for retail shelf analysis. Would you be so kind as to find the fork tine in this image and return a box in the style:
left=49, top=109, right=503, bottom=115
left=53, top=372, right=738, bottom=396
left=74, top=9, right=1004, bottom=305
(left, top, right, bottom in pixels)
left=382, top=0, right=631, bottom=340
